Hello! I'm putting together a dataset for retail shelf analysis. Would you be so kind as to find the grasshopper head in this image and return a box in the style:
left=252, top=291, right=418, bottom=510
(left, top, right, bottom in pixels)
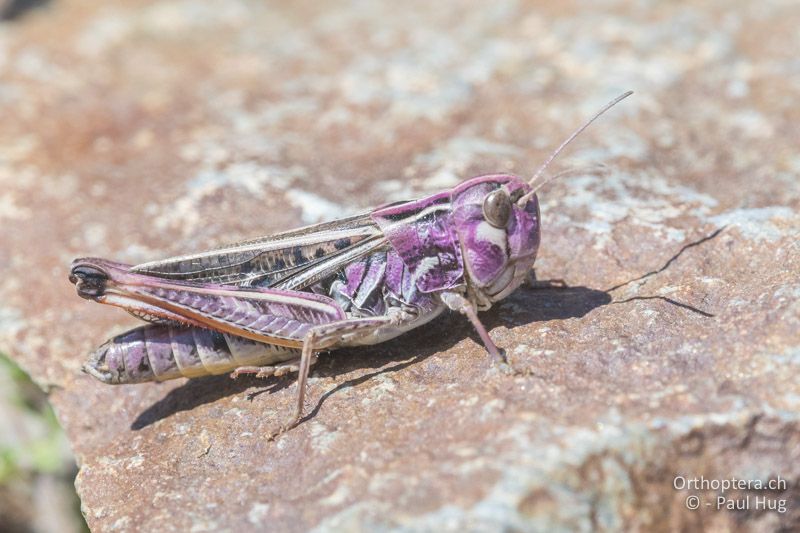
left=449, top=93, right=633, bottom=307
left=451, top=174, right=540, bottom=307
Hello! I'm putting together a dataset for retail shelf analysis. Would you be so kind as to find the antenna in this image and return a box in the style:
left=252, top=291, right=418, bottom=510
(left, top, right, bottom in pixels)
left=518, top=90, right=633, bottom=205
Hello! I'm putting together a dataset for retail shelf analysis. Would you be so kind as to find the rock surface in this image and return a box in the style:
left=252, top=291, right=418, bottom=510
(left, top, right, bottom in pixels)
left=1, top=0, right=799, bottom=531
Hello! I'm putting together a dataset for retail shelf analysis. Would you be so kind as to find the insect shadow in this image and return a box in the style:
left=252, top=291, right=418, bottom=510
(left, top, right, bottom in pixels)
left=129, top=284, right=606, bottom=431
left=131, top=227, right=723, bottom=431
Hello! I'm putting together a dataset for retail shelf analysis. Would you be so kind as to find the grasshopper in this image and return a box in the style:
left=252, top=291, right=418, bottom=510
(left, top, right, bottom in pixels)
left=70, top=91, right=632, bottom=437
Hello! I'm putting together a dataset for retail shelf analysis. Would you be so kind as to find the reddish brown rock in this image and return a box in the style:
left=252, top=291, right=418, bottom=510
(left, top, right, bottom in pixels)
left=1, top=1, right=798, bottom=531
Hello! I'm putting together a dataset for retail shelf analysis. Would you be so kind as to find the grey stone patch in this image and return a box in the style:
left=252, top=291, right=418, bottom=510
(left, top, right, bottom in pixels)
left=710, top=207, right=797, bottom=242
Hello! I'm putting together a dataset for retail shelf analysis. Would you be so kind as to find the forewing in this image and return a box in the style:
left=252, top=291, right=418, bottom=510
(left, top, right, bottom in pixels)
left=275, top=235, right=390, bottom=291
left=132, top=212, right=381, bottom=287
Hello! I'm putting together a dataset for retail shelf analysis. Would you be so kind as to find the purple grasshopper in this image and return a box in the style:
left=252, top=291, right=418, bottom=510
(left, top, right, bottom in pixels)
left=69, top=91, right=632, bottom=437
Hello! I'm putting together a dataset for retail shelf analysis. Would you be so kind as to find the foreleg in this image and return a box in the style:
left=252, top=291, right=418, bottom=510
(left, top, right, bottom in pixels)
left=439, top=291, right=509, bottom=370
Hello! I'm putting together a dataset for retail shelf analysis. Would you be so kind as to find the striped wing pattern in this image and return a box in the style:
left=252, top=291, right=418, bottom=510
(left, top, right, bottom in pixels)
left=132, top=212, right=382, bottom=288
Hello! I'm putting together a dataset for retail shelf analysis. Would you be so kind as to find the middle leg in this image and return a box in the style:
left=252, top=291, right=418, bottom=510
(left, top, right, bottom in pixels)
left=439, top=291, right=511, bottom=372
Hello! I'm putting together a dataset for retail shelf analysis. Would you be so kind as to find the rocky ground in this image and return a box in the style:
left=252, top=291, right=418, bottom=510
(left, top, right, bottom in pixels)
left=0, top=0, right=798, bottom=531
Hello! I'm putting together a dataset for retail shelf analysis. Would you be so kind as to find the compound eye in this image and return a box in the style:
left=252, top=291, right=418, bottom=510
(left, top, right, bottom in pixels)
left=483, top=189, right=512, bottom=228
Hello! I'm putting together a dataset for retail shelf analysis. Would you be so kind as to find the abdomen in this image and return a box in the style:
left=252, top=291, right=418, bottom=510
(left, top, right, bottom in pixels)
left=84, top=325, right=300, bottom=384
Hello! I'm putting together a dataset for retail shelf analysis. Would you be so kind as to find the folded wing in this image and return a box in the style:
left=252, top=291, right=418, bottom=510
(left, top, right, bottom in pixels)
left=132, top=212, right=384, bottom=288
